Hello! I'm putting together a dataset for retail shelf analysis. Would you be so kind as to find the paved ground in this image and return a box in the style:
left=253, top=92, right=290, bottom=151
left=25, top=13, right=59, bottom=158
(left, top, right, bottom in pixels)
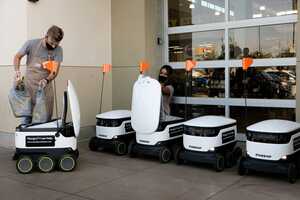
left=1, top=130, right=300, bottom=200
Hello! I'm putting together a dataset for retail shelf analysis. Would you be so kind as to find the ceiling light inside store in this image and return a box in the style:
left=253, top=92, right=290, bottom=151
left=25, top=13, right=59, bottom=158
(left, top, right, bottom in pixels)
left=189, top=4, right=195, bottom=9
left=259, top=6, right=266, bottom=11
left=253, top=13, right=263, bottom=18
left=200, top=0, right=234, bottom=16
left=276, top=10, right=298, bottom=16
left=188, top=0, right=196, bottom=3
left=215, top=11, right=220, bottom=16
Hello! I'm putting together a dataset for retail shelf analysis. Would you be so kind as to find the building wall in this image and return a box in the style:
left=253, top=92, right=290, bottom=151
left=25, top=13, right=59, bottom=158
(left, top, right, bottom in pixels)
left=111, top=0, right=163, bottom=110
left=0, top=0, right=112, bottom=133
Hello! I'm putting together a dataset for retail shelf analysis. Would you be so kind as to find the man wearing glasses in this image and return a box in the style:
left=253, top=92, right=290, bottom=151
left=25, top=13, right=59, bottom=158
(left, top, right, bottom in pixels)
left=13, top=25, right=64, bottom=125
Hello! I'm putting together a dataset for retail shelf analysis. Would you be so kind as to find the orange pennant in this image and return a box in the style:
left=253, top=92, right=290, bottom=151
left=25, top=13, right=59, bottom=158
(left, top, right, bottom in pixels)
left=185, top=60, right=197, bottom=72
left=102, top=64, right=112, bottom=73
left=139, top=60, right=150, bottom=73
left=242, top=57, right=253, bottom=71
left=42, top=61, right=58, bottom=74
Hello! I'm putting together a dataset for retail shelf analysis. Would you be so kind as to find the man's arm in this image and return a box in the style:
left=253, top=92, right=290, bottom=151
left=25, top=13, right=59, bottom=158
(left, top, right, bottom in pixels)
left=161, top=84, right=171, bottom=96
left=13, top=53, right=25, bottom=80
left=14, top=40, right=31, bottom=81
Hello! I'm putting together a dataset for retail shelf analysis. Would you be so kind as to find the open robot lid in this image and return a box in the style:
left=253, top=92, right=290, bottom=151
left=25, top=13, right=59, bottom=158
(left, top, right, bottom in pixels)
left=131, top=75, right=161, bottom=134
left=67, top=80, right=81, bottom=137
left=247, top=119, right=300, bottom=134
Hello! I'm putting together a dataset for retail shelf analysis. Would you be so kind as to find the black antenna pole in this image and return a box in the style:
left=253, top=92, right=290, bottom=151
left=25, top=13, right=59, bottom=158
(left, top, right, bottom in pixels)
left=242, top=49, right=250, bottom=129
left=53, top=79, right=59, bottom=130
left=184, top=71, right=188, bottom=121
left=99, top=72, right=105, bottom=114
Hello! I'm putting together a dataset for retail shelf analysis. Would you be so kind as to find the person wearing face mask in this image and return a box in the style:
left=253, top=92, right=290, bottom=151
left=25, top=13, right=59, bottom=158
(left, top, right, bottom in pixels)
left=13, top=25, right=64, bottom=125
left=158, top=65, right=174, bottom=121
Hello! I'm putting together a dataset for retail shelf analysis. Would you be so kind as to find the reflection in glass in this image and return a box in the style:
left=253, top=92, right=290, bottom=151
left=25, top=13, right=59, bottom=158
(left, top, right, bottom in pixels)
left=192, top=68, right=225, bottom=97
left=168, top=0, right=225, bottom=27
left=172, top=68, right=225, bottom=97
left=229, top=0, right=297, bottom=21
left=230, top=66, right=296, bottom=99
left=230, top=106, right=295, bottom=133
left=229, top=24, right=296, bottom=59
left=171, top=104, right=225, bottom=119
left=169, top=30, right=225, bottom=62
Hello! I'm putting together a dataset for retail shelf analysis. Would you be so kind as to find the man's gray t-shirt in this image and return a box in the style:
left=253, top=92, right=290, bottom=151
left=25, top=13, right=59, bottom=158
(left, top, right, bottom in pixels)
left=18, top=38, right=63, bottom=66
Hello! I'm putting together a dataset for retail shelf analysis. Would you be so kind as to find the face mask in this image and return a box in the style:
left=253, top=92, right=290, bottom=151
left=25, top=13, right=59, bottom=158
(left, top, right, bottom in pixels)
left=158, top=75, right=168, bottom=83
left=46, top=42, right=55, bottom=50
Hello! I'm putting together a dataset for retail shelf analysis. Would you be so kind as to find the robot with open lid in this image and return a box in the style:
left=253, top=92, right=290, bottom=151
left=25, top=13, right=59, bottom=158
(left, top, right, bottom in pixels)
left=89, top=110, right=135, bottom=155
left=174, top=115, right=242, bottom=172
left=14, top=80, right=80, bottom=174
left=239, top=119, right=300, bottom=183
left=129, top=75, right=184, bottom=163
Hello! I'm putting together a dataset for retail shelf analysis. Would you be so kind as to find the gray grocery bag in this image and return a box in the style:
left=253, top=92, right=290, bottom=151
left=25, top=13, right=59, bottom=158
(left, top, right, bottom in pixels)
left=8, top=80, right=32, bottom=118
left=32, top=87, right=48, bottom=123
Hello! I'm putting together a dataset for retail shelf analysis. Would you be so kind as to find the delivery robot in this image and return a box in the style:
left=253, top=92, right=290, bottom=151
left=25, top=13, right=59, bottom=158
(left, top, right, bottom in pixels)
left=174, top=115, right=242, bottom=172
left=14, top=80, right=80, bottom=174
left=239, top=119, right=300, bottom=183
left=89, top=110, right=135, bottom=155
left=128, top=75, right=184, bottom=163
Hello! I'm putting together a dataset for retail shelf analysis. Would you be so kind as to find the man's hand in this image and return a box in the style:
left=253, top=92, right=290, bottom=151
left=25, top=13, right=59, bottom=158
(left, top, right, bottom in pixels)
left=39, top=79, right=48, bottom=89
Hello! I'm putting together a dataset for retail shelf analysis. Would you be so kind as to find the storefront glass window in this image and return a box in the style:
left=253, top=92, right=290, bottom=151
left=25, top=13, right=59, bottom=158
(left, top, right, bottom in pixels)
left=229, top=24, right=296, bottom=59
left=168, top=0, right=225, bottom=27
left=172, top=68, right=225, bottom=97
left=169, top=30, right=225, bottom=62
left=229, top=0, right=297, bottom=21
left=230, top=66, right=296, bottom=99
left=171, top=104, right=225, bottom=119
left=230, top=106, right=295, bottom=133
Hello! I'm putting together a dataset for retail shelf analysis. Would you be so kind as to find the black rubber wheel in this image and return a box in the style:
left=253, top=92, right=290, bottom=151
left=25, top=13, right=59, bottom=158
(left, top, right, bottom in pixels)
left=225, top=151, right=234, bottom=168
left=214, top=154, right=225, bottom=172
left=159, top=147, right=172, bottom=164
left=12, top=153, right=18, bottom=161
left=37, top=155, right=55, bottom=173
left=238, top=157, right=248, bottom=176
left=128, top=139, right=137, bottom=158
left=288, top=163, right=297, bottom=184
left=59, top=154, right=77, bottom=172
left=16, top=156, right=34, bottom=174
left=114, top=140, right=127, bottom=155
left=89, top=137, right=98, bottom=151
left=174, top=145, right=183, bottom=165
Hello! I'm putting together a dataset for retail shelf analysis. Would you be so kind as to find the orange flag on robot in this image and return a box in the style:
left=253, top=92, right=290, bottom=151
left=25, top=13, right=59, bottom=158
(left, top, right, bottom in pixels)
left=102, top=64, right=112, bottom=73
left=185, top=60, right=197, bottom=72
left=242, top=57, right=253, bottom=71
left=139, top=60, right=150, bottom=73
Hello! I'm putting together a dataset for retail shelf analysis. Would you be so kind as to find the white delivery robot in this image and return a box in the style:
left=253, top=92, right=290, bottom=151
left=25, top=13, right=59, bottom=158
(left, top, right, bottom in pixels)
left=174, top=116, right=242, bottom=172
left=14, top=81, right=80, bottom=174
left=129, top=75, right=184, bottom=163
left=89, top=110, right=135, bottom=155
left=239, top=119, right=300, bottom=183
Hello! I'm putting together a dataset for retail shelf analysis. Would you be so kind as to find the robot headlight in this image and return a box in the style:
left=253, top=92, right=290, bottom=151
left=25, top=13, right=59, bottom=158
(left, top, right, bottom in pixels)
left=281, top=155, right=287, bottom=160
